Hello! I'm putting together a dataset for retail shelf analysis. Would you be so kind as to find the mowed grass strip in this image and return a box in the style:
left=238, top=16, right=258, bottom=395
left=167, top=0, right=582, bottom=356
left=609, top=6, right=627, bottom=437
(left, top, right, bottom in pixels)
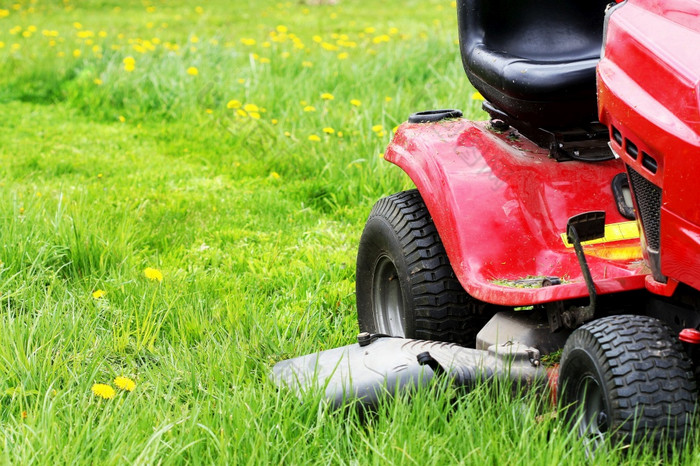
left=0, top=0, right=696, bottom=463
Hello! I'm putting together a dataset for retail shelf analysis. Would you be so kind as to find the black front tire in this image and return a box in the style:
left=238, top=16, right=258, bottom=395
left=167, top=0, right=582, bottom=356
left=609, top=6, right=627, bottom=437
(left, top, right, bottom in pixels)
left=355, top=190, right=490, bottom=346
left=558, top=315, right=697, bottom=450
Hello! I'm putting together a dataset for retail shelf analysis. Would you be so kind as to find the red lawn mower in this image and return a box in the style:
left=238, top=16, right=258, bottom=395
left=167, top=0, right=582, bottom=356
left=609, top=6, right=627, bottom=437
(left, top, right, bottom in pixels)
left=274, top=0, right=700, bottom=447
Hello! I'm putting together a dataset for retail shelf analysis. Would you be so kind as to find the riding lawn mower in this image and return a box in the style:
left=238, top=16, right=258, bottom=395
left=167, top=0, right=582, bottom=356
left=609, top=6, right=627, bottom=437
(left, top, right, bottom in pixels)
left=272, top=0, right=700, bottom=447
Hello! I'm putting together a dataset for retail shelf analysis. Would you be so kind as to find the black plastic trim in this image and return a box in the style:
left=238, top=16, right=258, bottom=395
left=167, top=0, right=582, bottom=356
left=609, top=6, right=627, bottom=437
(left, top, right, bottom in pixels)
left=408, top=109, right=463, bottom=124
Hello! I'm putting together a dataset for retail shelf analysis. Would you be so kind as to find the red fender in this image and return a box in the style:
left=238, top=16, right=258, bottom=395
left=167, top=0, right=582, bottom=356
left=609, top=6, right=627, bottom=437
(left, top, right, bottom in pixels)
left=384, top=119, right=647, bottom=306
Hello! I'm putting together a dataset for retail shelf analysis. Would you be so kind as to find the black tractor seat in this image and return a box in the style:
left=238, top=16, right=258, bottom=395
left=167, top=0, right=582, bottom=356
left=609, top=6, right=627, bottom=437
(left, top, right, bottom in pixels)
left=458, top=0, right=611, bottom=130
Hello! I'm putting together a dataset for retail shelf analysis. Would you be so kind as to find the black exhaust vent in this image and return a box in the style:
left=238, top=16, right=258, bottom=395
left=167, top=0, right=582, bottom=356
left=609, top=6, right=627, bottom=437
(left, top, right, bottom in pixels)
left=627, top=166, right=662, bottom=251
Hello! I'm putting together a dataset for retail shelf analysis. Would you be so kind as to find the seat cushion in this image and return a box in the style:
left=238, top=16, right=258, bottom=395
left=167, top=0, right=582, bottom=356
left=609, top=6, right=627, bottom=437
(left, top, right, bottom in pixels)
left=458, top=0, right=609, bottom=128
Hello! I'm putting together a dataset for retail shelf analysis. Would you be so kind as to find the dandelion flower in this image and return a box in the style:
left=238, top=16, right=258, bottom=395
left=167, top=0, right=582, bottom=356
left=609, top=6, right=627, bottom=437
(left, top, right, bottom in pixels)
left=91, top=383, right=116, bottom=399
left=350, top=99, right=362, bottom=107
left=187, top=66, right=199, bottom=76
left=320, top=93, right=334, bottom=101
left=372, top=124, right=383, bottom=133
left=114, top=376, right=136, bottom=392
left=144, top=267, right=163, bottom=282
left=73, top=49, right=81, bottom=58
left=322, top=127, right=335, bottom=134
left=302, top=61, right=313, bottom=68
left=123, top=56, right=135, bottom=72
left=308, top=135, right=321, bottom=142
left=249, top=112, right=261, bottom=119
left=270, top=172, right=281, bottom=179
left=471, top=91, right=485, bottom=101
left=303, top=106, right=316, bottom=112
left=227, top=100, right=242, bottom=109
left=384, top=96, right=392, bottom=102
left=243, top=103, right=259, bottom=113
left=271, top=119, right=278, bottom=125
left=94, top=78, right=103, bottom=85
left=337, top=52, right=349, bottom=60
left=92, top=289, right=106, bottom=299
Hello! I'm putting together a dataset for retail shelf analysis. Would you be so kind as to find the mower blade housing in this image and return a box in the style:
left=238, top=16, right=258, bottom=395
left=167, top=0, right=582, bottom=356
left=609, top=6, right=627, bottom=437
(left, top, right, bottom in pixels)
left=271, top=336, right=546, bottom=408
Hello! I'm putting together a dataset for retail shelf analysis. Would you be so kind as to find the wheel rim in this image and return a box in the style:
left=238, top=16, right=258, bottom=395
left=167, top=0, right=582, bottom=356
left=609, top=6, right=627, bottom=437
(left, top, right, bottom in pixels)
left=372, top=255, right=405, bottom=336
left=576, top=374, right=608, bottom=451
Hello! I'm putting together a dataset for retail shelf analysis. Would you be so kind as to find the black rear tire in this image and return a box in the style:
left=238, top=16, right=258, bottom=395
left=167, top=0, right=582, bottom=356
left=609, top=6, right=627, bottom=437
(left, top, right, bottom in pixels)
left=558, top=314, right=697, bottom=450
left=356, top=190, right=490, bottom=346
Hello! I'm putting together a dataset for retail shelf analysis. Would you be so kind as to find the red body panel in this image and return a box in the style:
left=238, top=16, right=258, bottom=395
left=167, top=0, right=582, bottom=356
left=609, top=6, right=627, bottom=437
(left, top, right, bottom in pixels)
left=385, top=120, right=646, bottom=306
left=598, top=0, right=700, bottom=291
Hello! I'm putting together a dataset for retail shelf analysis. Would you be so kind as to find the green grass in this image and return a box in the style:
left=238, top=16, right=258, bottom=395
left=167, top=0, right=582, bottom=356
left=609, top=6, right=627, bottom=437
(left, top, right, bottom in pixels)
left=0, top=0, right=697, bottom=463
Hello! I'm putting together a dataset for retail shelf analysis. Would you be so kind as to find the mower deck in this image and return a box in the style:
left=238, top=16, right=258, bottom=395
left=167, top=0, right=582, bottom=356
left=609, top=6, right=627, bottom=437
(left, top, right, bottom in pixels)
left=386, top=119, right=647, bottom=306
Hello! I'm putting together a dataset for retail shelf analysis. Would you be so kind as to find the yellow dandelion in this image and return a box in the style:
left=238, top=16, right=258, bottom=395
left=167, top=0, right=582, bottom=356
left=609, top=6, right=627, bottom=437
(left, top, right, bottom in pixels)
left=243, top=103, right=259, bottom=113
left=321, top=93, right=334, bottom=101
left=249, top=112, right=261, bottom=119
left=114, top=376, right=136, bottom=392
left=73, top=49, right=81, bottom=58
left=337, top=131, right=344, bottom=138
left=323, top=127, right=335, bottom=134
left=237, top=78, right=246, bottom=84
left=240, top=38, right=256, bottom=46
left=144, top=267, right=163, bottom=282
left=384, top=96, right=392, bottom=102
left=302, top=61, right=313, bottom=68
left=303, top=105, right=316, bottom=112
left=471, top=91, right=485, bottom=101
left=259, top=57, right=270, bottom=64
left=195, top=6, right=204, bottom=14
left=123, top=56, right=135, bottom=72
left=187, top=66, right=199, bottom=76
left=350, top=99, right=362, bottom=107
left=308, top=135, right=321, bottom=142
left=92, top=289, right=106, bottom=299
left=379, top=152, right=385, bottom=158
left=270, top=172, right=281, bottom=179
left=372, top=124, right=383, bottom=132
left=227, top=99, right=242, bottom=109
left=271, top=119, right=278, bottom=125
left=91, top=383, right=115, bottom=399
left=93, top=78, right=102, bottom=85
left=337, top=52, right=349, bottom=60
left=236, top=109, right=247, bottom=117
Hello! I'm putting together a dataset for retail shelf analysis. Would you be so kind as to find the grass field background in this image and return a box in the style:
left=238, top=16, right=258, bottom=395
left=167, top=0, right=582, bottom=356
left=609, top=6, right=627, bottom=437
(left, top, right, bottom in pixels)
left=0, top=0, right=696, bottom=463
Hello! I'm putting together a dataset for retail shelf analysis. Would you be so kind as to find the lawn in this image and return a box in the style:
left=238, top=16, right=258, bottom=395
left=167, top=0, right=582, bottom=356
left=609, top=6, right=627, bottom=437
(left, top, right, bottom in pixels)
left=0, top=0, right=696, bottom=463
